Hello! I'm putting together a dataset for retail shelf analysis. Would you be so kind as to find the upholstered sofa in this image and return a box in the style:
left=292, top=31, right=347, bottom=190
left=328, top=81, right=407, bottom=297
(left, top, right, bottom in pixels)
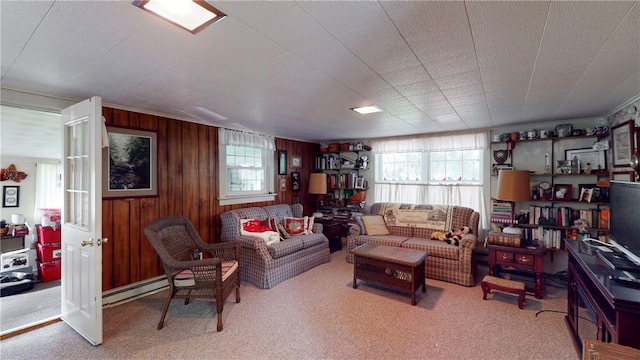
left=346, top=203, right=480, bottom=287
left=220, top=204, right=330, bottom=289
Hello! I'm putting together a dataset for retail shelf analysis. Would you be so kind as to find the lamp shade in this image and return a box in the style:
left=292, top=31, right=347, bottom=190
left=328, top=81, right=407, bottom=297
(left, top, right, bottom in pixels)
left=308, top=173, right=327, bottom=195
left=496, top=170, right=530, bottom=201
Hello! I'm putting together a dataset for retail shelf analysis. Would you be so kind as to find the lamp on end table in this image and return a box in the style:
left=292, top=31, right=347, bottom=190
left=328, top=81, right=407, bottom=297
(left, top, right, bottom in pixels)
left=496, top=170, right=530, bottom=235
left=308, top=173, right=327, bottom=218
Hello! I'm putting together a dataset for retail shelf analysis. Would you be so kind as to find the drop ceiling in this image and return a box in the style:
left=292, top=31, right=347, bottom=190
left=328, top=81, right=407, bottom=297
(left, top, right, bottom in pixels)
left=1, top=1, right=639, bottom=154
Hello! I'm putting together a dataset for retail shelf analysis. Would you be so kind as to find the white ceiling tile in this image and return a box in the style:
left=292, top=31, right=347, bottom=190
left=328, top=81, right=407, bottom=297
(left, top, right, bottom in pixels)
left=254, top=6, right=333, bottom=51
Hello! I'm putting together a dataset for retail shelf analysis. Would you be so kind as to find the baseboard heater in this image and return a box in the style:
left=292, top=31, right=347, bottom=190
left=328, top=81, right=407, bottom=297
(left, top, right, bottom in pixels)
left=102, top=275, right=168, bottom=308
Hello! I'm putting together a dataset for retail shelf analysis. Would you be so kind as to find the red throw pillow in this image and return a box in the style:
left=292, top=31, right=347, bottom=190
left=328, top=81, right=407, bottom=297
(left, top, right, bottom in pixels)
left=242, top=219, right=272, bottom=233
left=283, top=217, right=314, bottom=235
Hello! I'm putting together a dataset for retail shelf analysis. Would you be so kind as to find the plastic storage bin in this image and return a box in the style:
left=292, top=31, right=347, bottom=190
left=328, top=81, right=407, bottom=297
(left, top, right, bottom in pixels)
left=38, top=260, right=61, bottom=282
left=37, top=225, right=61, bottom=244
left=37, top=243, right=62, bottom=263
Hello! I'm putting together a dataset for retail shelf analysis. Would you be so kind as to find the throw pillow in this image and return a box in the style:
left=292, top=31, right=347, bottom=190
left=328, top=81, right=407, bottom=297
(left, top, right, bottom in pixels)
left=283, top=216, right=313, bottom=235
left=354, top=215, right=366, bottom=235
left=277, top=224, right=291, bottom=239
left=361, top=215, right=390, bottom=236
left=240, top=219, right=280, bottom=245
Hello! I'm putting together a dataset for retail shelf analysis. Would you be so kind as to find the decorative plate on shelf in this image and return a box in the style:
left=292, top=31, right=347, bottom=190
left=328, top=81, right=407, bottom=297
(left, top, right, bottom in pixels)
left=493, top=150, right=509, bottom=165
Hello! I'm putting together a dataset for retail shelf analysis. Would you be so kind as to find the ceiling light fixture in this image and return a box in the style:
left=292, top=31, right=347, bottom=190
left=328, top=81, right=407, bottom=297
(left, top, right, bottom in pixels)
left=352, top=105, right=383, bottom=115
left=133, top=0, right=226, bottom=34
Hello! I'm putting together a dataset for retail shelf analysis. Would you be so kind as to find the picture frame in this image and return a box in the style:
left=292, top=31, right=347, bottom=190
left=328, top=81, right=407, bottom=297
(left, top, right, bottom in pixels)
left=103, top=126, right=158, bottom=199
left=279, top=177, right=287, bottom=192
left=611, top=120, right=635, bottom=167
left=278, top=150, right=287, bottom=175
left=291, top=156, right=301, bottom=168
left=565, top=148, right=606, bottom=173
left=291, top=171, right=300, bottom=191
left=2, top=186, right=20, bottom=208
left=553, top=184, right=572, bottom=201
left=611, top=171, right=634, bottom=182
left=579, top=187, right=594, bottom=203
left=354, top=177, right=365, bottom=189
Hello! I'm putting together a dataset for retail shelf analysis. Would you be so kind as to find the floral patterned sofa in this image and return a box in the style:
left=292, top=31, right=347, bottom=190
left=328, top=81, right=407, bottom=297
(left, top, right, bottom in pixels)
left=220, top=204, right=330, bottom=289
left=346, top=203, right=480, bottom=287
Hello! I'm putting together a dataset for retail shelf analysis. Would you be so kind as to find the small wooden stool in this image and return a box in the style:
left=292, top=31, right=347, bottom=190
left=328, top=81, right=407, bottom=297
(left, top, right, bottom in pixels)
left=481, top=275, right=526, bottom=309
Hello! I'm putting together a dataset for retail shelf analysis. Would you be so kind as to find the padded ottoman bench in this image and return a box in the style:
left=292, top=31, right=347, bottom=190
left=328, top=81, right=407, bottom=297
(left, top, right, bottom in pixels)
left=481, top=275, right=526, bottom=309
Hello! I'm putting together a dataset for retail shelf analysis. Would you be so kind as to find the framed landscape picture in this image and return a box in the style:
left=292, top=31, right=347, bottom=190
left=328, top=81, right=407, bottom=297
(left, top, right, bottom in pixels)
left=103, top=126, right=158, bottom=199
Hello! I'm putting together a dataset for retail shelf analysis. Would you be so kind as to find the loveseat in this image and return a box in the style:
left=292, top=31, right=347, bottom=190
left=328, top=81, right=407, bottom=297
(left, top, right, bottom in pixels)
left=220, top=204, right=330, bottom=289
left=346, top=203, right=480, bottom=287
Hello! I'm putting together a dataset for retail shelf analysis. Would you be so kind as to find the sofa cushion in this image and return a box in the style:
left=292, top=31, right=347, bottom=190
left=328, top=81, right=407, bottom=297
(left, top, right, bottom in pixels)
left=352, top=234, right=409, bottom=248
left=268, top=238, right=305, bottom=258
left=361, top=215, right=389, bottom=235
left=402, top=238, right=459, bottom=260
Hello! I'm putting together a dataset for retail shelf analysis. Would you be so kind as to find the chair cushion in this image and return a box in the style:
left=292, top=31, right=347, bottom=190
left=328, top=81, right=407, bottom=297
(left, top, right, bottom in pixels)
left=173, top=260, right=238, bottom=287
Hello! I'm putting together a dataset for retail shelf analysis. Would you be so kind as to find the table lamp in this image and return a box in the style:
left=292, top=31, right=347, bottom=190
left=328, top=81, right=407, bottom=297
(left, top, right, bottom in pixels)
left=495, top=170, right=530, bottom=235
left=308, top=173, right=327, bottom=218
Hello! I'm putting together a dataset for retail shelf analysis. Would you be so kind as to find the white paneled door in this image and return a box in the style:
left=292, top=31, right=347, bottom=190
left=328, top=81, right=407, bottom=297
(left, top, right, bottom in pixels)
left=60, top=97, right=104, bottom=345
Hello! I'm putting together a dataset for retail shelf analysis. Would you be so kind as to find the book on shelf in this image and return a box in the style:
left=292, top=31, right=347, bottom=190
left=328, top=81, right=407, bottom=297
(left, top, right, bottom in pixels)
left=525, top=204, right=609, bottom=230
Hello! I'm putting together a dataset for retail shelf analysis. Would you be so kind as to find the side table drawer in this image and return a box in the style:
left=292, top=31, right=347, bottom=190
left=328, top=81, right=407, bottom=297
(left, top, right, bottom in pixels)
left=515, top=254, right=535, bottom=266
left=496, top=251, right=514, bottom=263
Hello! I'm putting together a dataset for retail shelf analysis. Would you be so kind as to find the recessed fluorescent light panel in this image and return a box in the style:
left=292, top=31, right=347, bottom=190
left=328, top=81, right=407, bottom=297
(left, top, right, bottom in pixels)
left=352, top=105, right=383, bottom=115
left=133, top=0, right=226, bottom=34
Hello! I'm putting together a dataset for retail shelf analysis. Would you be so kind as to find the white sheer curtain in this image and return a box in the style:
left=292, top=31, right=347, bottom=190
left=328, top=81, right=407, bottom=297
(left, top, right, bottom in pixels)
left=371, top=130, right=490, bottom=231
left=218, top=128, right=275, bottom=150
left=33, top=163, right=62, bottom=224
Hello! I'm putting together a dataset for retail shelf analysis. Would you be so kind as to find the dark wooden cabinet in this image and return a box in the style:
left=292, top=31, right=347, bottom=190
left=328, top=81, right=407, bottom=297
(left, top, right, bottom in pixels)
left=565, top=240, right=640, bottom=355
left=317, top=218, right=349, bottom=253
left=488, top=243, right=545, bottom=299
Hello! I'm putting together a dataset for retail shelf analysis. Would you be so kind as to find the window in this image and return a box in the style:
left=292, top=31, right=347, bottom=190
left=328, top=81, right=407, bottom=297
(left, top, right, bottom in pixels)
left=377, top=150, right=481, bottom=184
left=219, top=128, right=275, bottom=205
left=371, top=131, right=489, bottom=230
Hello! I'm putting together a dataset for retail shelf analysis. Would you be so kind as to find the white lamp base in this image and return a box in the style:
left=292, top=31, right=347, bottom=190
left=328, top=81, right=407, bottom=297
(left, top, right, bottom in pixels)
left=502, top=226, right=523, bottom=235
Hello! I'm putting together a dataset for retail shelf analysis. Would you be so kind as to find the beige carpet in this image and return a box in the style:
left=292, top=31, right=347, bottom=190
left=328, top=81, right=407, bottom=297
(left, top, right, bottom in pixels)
left=0, top=250, right=577, bottom=359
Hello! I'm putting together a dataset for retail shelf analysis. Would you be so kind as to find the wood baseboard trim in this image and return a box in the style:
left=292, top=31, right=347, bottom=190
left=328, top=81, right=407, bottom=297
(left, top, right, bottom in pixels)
left=0, top=317, right=61, bottom=341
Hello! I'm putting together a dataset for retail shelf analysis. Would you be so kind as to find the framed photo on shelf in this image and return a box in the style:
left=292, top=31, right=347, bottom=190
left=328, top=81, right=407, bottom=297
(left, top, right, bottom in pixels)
left=291, top=171, right=300, bottom=191
left=611, top=120, right=635, bottom=167
left=565, top=148, right=606, bottom=172
left=278, top=150, right=287, bottom=175
left=2, top=186, right=19, bottom=208
left=354, top=177, right=365, bottom=189
left=103, top=126, right=158, bottom=199
left=291, top=156, right=301, bottom=168
left=579, top=187, right=594, bottom=202
left=553, top=184, right=572, bottom=201
left=611, top=171, right=634, bottom=182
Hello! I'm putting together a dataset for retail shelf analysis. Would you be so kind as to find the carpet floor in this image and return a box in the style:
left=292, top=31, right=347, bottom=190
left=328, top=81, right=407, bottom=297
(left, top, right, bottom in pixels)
left=0, top=250, right=578, bottom=359
left=0, top=279, right=60, bottom=332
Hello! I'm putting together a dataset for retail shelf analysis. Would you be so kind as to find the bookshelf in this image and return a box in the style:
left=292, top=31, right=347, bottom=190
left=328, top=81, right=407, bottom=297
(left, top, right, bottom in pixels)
left=314, top=147, right=370, bottom=209
left=490, top=130, right=610, bottom=252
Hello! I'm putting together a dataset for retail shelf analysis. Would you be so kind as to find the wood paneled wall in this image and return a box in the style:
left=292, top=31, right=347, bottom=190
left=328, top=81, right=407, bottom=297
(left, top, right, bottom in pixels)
left=102, top=107, right=319, bottom=291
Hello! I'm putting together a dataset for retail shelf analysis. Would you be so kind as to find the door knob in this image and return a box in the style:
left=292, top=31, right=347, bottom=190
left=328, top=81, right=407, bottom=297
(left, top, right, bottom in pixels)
left=81, top=239, right=93, bottom=247
left=97, top=238, right=109, bottom=246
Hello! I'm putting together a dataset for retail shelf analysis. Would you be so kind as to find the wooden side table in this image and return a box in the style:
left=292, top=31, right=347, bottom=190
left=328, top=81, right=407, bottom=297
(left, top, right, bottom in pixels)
left=317, top=218, right=349, bottom=253
left=488, top=243, right=545, bottom=299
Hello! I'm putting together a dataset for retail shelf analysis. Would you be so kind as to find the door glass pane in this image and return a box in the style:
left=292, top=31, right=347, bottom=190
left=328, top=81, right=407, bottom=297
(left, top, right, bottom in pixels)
left=65, top=119, right=90, bottom=228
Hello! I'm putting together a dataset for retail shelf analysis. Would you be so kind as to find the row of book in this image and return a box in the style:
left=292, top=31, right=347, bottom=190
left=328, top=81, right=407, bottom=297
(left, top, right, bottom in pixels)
left=326, top=173, right=364, bottom=190
left=527, top=205, right=609, bottom=230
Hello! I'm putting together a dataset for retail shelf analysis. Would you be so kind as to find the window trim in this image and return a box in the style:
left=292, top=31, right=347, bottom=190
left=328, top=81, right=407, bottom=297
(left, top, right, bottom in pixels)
left=218, top=128, right=276, bottom=205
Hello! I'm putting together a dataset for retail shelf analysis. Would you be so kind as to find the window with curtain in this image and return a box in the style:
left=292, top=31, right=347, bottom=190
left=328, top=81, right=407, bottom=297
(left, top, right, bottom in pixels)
left=218, top=128, right=276, bottom=205
left=372, top=131, right=489, bottom=230
left=33, top=162, right=63, bottom=224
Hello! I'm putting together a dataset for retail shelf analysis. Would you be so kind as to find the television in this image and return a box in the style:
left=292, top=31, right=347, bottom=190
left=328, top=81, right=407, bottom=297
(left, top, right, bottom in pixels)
left=609, top=181, right=640, bottom=266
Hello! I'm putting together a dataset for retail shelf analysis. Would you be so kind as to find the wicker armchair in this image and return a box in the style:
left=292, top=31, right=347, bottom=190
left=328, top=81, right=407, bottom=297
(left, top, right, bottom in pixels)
left=143, top=216, right=241, bottom=331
